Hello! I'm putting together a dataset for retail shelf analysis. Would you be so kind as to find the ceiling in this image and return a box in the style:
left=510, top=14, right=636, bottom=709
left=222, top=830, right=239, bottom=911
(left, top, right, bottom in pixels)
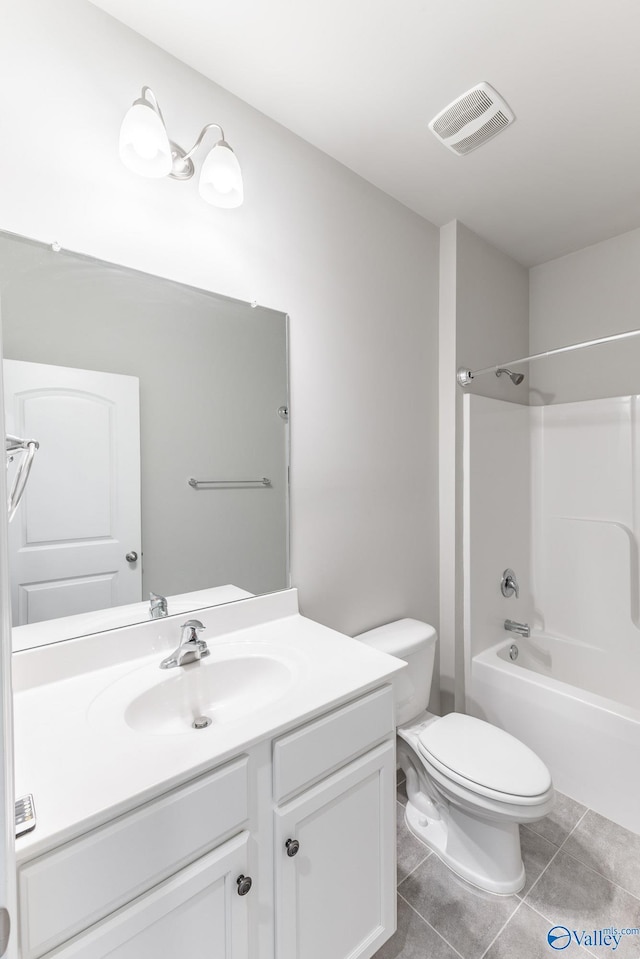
left=89, top=0, right=640, bottom=266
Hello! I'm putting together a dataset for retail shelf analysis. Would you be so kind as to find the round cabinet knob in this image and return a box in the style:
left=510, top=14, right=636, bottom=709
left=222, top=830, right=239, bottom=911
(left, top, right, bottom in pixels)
left=285, top=838, right=300, bottom=857
left=236, top=875, right=252, bottom=896
left=125, top=551, right=138, bottom=563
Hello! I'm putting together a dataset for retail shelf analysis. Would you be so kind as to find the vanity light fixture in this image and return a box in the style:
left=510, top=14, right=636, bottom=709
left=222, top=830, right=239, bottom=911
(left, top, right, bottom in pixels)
left=119, top=86, right=244, bottom=208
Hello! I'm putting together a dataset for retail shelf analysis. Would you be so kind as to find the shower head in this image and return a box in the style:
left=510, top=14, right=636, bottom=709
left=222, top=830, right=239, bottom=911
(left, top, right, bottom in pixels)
left=496, top=368, right=525, bottom=386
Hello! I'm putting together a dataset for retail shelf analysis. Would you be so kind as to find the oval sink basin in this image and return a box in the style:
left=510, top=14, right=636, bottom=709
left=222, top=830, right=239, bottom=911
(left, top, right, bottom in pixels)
left=88, top=643, right=297, bottom=735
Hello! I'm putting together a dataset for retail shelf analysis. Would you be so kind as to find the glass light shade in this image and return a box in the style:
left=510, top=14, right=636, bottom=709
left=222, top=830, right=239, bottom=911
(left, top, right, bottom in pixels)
left=198, top=142, right=243, bottom=208
left=119, top=102, right=172, bottom=178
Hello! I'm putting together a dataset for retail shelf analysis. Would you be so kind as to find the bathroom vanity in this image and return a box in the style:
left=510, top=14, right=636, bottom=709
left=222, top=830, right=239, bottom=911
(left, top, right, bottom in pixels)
left=12, top=590, right=404, bottom=959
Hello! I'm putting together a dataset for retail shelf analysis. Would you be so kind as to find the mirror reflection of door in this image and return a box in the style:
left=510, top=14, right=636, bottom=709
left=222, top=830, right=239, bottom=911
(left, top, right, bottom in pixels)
left=3, top=360, right=141, bottom=624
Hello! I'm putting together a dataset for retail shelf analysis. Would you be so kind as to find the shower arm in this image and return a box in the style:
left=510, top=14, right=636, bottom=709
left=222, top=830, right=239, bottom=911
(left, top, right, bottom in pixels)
left=456, top=327, right=640, bottom=387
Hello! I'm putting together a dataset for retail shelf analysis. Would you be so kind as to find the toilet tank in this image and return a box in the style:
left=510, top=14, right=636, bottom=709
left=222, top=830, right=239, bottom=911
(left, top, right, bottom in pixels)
left=354, top=619, right=437, bottom=725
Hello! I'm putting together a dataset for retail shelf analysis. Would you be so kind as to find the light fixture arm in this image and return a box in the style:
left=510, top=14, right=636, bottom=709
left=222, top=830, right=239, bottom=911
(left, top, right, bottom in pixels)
left=131, top=88, right=222, bottom=180
left=137, top=86, right=167, bottom=125
left=182, top=123, right=226, bottom=161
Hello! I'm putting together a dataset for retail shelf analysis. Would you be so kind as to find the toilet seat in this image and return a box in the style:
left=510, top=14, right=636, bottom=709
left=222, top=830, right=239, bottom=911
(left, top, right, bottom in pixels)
left=417, top=713, right=552, bottom=805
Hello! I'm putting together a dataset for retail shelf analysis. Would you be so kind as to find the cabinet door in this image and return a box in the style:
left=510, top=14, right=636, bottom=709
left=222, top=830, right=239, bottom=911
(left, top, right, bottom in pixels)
left=274, top=741, right=395, bottom=959
left=46, top=832, right=252, bottom=959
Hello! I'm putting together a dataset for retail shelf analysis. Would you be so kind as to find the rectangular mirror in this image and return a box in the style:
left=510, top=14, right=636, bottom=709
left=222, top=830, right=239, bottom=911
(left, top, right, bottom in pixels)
left=0, top=231, right=289, bottom=650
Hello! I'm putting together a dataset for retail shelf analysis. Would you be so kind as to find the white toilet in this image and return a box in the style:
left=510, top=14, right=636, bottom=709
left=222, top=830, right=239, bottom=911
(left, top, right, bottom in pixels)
left=355, top=619, right=554, bottom=895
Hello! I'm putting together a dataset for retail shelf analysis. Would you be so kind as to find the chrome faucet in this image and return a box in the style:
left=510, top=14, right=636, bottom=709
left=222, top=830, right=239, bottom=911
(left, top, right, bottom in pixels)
left=504, top=619, right=530, bottom=638
left=150, top=592, right=168, bottom=619
left=160, top=620, right=209, bottom=669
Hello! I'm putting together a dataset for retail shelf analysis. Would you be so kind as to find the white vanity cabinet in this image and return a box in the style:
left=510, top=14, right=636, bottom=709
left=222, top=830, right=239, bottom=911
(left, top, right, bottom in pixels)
left=16, top=683, right=397, bottom=959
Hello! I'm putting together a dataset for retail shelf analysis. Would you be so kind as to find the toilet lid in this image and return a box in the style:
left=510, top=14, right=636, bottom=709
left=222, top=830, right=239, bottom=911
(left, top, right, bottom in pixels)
left=418, top=713, right=551, bottom=798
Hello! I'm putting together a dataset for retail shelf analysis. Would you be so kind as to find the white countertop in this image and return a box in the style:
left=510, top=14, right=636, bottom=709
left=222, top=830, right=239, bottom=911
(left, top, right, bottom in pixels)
left=13, top=589, right=405, bottom=863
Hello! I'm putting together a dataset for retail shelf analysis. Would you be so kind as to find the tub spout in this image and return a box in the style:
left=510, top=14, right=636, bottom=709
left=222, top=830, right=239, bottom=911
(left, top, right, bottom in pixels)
left=504, top=619, right=530, bottom=638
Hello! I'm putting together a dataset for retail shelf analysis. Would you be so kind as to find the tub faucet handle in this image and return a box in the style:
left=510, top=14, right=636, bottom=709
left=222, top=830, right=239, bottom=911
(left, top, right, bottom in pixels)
left=501, top=568, right=519, bottom=599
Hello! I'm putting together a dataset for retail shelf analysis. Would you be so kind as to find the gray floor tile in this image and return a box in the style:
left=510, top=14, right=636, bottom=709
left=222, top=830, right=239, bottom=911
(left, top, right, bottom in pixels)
left=519, top=825, right=559, bottom=896
left=389, top=785, right=640, bottom=959
left=397, top=802, right=430, bottom=882
left=526, top=790, right=587, bottom=847
left=524, top=849, right=640, bottom=959
left=373, top=895, right=462, bottom=959
left=484, top=902, right=592, bottom=959
left=562, top=810, right=640, bottom=900
left=398, top=854, right=519, bottom=959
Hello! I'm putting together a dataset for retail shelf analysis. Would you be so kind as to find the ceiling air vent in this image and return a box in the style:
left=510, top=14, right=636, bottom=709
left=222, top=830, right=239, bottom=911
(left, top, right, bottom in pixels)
left=429, top=82, right=515, bottom=156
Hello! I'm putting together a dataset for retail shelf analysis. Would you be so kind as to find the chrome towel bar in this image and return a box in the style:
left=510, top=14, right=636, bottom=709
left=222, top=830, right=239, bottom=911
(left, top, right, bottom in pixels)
left=188, top=476, right=271, bottom=489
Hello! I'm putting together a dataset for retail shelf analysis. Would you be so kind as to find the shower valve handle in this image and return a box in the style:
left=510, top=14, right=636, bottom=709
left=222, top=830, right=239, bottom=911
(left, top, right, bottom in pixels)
left=501, top=569, right=519, bottom=599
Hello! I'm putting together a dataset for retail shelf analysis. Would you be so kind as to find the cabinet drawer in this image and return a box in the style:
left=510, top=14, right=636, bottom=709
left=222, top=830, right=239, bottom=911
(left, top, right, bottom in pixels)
left=273, top=686, right=394, bottom=802
left=19, top=756, right=249, bottom=959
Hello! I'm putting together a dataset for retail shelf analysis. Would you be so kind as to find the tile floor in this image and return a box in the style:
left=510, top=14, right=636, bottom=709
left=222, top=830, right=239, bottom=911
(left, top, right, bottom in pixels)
left=375, top=773, right=640, bottom=959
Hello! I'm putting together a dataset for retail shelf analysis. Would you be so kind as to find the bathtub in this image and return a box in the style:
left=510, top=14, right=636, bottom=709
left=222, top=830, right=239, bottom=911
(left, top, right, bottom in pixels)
left=470, top=634, right=640, bottom=835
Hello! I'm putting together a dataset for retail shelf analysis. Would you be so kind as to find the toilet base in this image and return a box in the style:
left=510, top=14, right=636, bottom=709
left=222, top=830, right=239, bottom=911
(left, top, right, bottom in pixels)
left=404, top=797, right=525, bottom=895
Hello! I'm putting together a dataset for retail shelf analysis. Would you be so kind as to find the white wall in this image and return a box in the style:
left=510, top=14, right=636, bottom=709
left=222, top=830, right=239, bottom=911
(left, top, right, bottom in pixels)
left=463, top=395, right=531, bottom=708
left=530, top=226, right=640, bottom=403
left=439, top=221, right=528, bottom=711
left=0, top=0, right=440, bottom=636
left=455, top=224, right=530, bottom=405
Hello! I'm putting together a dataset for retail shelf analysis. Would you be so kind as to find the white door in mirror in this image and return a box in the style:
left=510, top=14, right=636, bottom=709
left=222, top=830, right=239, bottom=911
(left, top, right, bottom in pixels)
left=4, top=360, right=141, bottom=624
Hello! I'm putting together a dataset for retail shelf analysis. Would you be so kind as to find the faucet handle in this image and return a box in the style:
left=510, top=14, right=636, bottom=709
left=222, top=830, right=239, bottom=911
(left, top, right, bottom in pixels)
left=149, top=592, right=168, bottom=618
left=180, top=620, right=205, bottom=642
left=501, top=568, right=520, bottom=599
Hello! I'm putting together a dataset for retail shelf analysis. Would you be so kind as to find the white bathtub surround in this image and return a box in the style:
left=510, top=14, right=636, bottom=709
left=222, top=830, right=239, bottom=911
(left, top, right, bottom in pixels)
left=532, top=395, right=640, bottom=665
left=464, top=392, right=640, bottom=836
